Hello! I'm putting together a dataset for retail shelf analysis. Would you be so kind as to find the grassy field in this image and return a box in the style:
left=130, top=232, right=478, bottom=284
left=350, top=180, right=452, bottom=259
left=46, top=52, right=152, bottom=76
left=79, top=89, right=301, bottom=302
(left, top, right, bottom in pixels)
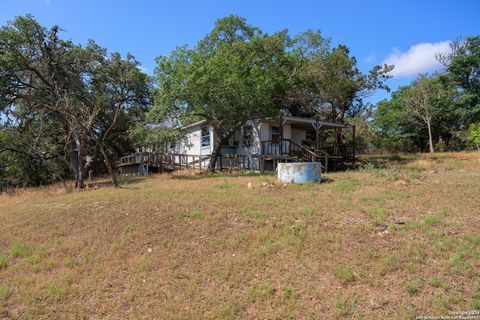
left=0, top=152, right=479, bottom=319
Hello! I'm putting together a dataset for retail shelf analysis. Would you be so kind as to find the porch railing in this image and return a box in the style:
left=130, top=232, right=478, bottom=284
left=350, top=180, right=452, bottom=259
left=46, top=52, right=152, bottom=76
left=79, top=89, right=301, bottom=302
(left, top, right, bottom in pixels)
left=317, top=143, right=354, bottom=159
left=118, top=152, right=263, bottom=174
left=261, top=139, right=328, bottom=170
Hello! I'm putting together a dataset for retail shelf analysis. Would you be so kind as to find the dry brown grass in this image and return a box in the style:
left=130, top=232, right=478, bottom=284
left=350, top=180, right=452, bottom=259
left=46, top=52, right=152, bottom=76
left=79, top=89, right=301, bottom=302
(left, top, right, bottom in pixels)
left=0, top=152, right=479, bottom=319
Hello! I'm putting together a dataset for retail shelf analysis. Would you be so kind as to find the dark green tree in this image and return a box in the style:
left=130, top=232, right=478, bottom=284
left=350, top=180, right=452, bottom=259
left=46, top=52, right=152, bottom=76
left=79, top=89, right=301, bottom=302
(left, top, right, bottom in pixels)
left=468, top=123, right=480, bottom=161
left=154, top=15, right=289, bottom=171
left=284, top=32, right=393, bottom=124
left=0, top=15, right=151, bottom=188
left=438, top=36, right=480, bottom=124
left=373, top=74, right=456, bottom=152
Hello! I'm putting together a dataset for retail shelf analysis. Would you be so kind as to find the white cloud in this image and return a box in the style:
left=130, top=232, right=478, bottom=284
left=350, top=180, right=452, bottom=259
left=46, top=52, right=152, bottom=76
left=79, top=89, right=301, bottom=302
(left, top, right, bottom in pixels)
left=383, top=41, right=451, bottom=77
left=138, top=65, right=150, bottom=74
left=364, top=54, right=376, bottom=63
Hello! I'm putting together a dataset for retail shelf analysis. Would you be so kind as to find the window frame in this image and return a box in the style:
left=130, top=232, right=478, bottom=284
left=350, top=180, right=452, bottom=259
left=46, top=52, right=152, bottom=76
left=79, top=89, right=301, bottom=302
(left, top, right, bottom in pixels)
left=242, top=125, right=253, bottom=147
left=271, top=126, right=280, bottom=142
left=201, top=126, right=210, bottom=148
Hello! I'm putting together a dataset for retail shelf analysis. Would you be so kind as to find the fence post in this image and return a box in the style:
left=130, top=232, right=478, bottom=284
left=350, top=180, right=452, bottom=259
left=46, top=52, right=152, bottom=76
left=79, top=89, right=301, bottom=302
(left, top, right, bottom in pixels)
left=160, top=154, right=163, bottom=173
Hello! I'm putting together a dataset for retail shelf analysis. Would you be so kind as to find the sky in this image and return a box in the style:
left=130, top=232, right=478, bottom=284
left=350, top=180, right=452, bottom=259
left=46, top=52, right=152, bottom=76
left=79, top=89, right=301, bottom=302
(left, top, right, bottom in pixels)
left=1, top=0, right=479, bottom=104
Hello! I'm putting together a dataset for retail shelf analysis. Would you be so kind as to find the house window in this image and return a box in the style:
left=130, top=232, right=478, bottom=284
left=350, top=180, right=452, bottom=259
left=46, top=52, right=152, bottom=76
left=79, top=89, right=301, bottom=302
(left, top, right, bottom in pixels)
left=271, top=126, right=280, bottom=142
left=201, top=126, right=210, bottom=147
left=243, top=125, right=253, bottom=147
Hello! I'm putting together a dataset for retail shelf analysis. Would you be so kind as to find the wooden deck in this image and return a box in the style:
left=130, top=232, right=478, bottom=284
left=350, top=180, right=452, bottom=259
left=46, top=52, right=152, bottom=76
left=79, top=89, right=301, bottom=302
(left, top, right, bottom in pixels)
left=118, top=153, right=265, bottom=175
left=118, top=139, right=355, bottom=175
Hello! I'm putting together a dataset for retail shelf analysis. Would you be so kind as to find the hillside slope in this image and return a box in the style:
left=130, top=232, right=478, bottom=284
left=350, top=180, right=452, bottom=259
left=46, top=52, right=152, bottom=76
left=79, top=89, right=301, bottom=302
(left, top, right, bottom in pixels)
left=1, top=152, right=479, bottom=319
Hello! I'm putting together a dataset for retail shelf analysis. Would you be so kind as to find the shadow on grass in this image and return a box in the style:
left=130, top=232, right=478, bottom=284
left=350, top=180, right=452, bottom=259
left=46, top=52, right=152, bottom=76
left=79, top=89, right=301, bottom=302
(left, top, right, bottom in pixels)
left=358, top=154, right=416, bottom=169
left=171, top=171, right=276, bottom=180
left=320, top=176, right=335, bottom=184
left=86, top=176, right=147, bottom=189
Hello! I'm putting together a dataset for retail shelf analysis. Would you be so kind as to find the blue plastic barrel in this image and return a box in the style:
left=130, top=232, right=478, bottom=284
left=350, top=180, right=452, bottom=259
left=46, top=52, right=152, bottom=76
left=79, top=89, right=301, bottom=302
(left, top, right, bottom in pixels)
left=277, top=162, right=322, bottom=183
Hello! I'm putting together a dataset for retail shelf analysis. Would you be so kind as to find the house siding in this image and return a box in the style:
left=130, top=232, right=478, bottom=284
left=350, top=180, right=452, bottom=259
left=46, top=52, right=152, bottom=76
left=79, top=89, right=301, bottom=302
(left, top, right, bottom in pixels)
left=176, top=123, right=213, bottom=155
left=291, top=128, right=306, bottom=145
left=176, top=119, right=309, bottom=156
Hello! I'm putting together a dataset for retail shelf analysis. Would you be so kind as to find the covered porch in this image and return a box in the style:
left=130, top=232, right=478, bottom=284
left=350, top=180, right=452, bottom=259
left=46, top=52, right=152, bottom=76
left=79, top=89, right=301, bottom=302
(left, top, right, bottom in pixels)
left=261, top=115, right=356, bottom=161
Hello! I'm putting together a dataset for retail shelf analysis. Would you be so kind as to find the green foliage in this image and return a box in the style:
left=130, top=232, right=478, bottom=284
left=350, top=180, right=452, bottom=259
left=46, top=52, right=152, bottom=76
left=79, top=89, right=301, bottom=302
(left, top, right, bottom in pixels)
left=469, top=123, right=480, bottom=146
left=129, top=123, right=183, bottom=150
left=443, top=37, right=480, bottom=123
left=286, top=37, right=393, bottom=122
left=373, top=74, right=457, bottom=152
left=374, top=37, right=480, bottom=153
left=372, top=93, right=418, bottom=152
left=0, top=128, right=68, bottom=189
left=0, top=15, right=151, bottom=189
left=154, top=15, right=289, bottom=170
left=153, top=15, right=394, bottom=169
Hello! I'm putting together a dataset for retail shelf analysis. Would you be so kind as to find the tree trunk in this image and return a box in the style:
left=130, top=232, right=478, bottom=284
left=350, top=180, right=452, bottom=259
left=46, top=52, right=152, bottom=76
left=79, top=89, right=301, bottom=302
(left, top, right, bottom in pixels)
left=76, top=156, right=86, bottom=189
left=207, top=124, right=243, bottom=172
left=426, top=119, right=434, bottom=153
left=73, top=128, right=86, bottom=189
left=99, top=143, right=118, bottom=187
left=68, top=149, right=79, bottom=186
left=207, top=140, right=223, bottom=173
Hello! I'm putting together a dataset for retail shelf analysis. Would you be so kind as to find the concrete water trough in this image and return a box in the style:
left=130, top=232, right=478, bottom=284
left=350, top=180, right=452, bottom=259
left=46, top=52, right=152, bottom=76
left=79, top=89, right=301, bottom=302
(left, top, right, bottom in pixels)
left=277, top=162, right=322, bottom=184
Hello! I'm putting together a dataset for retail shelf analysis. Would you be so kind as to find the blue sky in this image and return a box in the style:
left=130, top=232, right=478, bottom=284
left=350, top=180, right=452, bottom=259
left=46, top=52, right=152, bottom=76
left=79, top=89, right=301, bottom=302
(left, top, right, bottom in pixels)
left=1, top=0, right=479, bottom=103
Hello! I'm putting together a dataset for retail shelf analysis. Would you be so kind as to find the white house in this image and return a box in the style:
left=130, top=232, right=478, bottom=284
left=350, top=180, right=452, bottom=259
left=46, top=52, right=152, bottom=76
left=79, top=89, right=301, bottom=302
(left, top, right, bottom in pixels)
left=175, top=116, right=353, bottom=155
left=119, top=115, right=355, bottom=173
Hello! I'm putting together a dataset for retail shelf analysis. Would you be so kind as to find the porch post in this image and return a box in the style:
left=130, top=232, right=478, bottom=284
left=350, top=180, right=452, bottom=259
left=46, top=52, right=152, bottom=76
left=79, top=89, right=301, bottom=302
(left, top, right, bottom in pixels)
left=315, top=119, right=319, bottom=153
left=279, top=114, right=283, bottom=154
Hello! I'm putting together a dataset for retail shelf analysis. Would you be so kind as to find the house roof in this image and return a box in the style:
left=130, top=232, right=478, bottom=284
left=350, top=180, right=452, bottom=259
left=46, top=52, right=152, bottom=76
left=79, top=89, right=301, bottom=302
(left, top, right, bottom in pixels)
left=180, top=116, right=353, bottom=131
left=180, top=119, right=207, bottom=130
left=266, top=116, right=354, bottom=130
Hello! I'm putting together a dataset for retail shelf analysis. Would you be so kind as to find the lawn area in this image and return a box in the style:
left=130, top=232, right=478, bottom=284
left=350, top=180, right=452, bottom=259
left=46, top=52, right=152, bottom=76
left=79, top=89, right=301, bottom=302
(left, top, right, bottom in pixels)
left=0, top=152, right=479, bottom=319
